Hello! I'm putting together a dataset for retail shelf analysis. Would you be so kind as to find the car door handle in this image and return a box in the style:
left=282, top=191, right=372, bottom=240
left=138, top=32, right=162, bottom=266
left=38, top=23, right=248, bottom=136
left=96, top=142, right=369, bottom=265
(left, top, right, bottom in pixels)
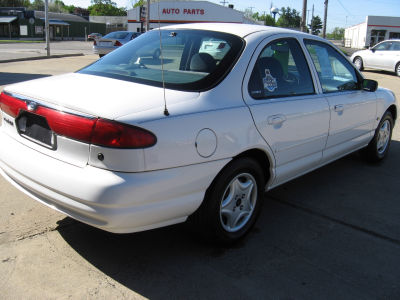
left=334, top=104, right=344, bottom=112
left=267, top=114, right=286, bottom=125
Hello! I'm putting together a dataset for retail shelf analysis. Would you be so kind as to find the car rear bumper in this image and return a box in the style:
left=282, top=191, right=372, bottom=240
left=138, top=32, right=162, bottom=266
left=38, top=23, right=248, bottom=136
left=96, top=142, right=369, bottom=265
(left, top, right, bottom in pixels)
left=93, top=46, right=117, bottom=55
left=0, top=130, right=228, bottom=233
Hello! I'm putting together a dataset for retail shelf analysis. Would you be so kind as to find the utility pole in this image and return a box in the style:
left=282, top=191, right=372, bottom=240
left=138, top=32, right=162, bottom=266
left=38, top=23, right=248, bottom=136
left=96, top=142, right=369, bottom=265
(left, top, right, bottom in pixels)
left=145, top=0, right=150, bottom=31
left=44, top=0, right=50, bottom=56
left=322, top=0, right=328, bottom=38
left=301, top=0, right=307, bottom=32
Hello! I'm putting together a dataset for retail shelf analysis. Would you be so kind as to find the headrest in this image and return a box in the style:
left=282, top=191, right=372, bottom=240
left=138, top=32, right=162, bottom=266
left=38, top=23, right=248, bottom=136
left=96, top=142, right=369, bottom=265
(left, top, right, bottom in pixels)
left=190, top=53, right=216, bottom=73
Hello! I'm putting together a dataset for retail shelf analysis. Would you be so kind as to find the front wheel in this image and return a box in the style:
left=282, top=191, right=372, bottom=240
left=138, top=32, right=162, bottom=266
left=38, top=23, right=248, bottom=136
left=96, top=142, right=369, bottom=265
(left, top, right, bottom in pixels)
left=190, top=157, right=265, bottom=244
left=361, top=111, right=393, bottom=162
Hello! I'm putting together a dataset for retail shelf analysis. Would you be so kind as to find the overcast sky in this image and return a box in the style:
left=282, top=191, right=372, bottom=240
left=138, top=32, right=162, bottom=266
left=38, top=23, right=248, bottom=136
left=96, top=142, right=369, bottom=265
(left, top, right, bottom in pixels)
left=61, top=0, right=400, bottom=32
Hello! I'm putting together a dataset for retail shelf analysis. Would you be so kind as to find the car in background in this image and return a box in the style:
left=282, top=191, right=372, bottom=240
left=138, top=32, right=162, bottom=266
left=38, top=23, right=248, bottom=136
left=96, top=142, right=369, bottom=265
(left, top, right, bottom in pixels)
left=87, top=33, right=102, bottom=41
left=0, top=24, right=397, bottom=244
left=93, top=31, right=141, bottom=57
left=199, top=38, right=231, bottom=61
left=351, top=39, right=400, bottom=76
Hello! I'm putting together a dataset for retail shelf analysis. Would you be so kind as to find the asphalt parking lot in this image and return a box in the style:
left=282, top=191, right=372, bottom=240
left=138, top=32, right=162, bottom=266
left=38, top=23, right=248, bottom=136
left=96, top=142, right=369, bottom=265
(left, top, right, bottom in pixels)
left=0, top=55, right=400, bottom=299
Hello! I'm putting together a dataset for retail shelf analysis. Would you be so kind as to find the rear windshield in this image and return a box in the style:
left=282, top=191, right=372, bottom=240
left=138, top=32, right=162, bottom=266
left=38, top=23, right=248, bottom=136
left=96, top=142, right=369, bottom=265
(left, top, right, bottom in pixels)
left=103, top=32, right=130, bottom=39
left=79, top=29, right=244, bottom=91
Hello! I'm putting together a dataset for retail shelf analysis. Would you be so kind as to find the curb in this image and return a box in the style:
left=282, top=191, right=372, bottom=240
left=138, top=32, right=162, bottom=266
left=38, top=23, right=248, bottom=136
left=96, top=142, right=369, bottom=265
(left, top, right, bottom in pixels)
left=0, top=53, right=85, bottom=64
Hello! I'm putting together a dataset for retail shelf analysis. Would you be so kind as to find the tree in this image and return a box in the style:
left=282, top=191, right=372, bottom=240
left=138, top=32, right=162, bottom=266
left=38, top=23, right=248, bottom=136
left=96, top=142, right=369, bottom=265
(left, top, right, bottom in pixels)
left=326, top=27, right=345, bottom=40
left=309, top=15, right=322, bottom=35
left=276, top=7, right=301, bottom=28
left=88, top=0, right=127, bottom=16
left=133, top=0, right=144, bottom=8
left=251, top=12, right=276, bottom=26
left=29, top=0, right=45, bottom=10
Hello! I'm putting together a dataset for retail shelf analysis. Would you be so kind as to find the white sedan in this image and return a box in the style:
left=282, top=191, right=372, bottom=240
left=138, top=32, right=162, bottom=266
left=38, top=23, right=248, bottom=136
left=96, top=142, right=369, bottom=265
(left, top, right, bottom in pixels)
left=351, top=39, right=400, bottom=76
left=0, top=23, right=397, bottom=243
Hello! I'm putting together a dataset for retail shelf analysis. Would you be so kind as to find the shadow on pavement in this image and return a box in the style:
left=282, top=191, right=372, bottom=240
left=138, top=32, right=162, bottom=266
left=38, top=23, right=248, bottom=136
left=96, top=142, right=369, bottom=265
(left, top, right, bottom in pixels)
left=0, top=72, right=50, bottom=86
left=56, top=142, right=400, bottom=299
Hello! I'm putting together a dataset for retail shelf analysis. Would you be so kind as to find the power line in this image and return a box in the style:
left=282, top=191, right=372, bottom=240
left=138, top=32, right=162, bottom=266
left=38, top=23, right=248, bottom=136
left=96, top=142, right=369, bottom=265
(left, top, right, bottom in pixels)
left=336, top=0, right=353, bottom=16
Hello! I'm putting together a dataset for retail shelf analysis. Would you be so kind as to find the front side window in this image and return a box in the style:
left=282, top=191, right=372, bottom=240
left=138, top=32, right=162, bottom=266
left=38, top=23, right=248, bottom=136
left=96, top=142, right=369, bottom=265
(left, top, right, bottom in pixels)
left=248, top=38, right=314, bottom=99
left=373, top=41, right=392, bottom=51
left=79, top=29, right=244, bottom=91
left=305, top=39, right=360, bottom=93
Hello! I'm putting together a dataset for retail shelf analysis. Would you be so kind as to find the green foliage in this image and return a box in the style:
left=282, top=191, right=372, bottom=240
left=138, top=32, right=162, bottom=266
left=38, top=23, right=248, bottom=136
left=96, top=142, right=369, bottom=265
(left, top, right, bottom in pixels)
left=133, top=0, right=145, bottom=8
left=29, top=0, right=44, bottom=10
left=309, top=15, right=322, bottom=35
left=251, top=12, right=276, bottom=26
left=88, top=0, right=127, bottom=16
left=326, top=27, right=345, bottom=40
left=276, top=7, right=301, bottom=28
left=264, top=14, right=276, bottom=26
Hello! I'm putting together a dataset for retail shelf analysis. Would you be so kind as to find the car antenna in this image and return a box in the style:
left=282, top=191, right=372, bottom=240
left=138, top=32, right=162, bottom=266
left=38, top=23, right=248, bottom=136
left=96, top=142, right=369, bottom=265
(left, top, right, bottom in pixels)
left=157, top=0, right=170, bottom=116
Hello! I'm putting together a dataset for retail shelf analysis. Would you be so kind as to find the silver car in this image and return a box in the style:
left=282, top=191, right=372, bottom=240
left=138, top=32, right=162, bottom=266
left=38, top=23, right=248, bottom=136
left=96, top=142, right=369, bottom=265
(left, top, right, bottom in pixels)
left=93, top=31, right=141, bottom=57
left=351, top=39, right=400, bottom=76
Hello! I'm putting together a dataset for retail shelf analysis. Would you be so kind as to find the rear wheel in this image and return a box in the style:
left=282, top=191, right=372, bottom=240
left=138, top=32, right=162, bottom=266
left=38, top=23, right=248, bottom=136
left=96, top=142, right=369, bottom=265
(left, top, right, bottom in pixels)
left=190, top=157, right=265, bottom=244
left=395, top=62, right=400, bottom=77
left=354, top=56, right=364, bottom=71
left=361, top=111, right=393, bottom=162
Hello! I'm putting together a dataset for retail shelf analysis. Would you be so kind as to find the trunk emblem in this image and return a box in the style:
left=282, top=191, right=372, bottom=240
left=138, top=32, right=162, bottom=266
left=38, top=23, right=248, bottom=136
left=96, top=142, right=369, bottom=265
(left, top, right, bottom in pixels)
left=27, top=101, right=38, bottom=112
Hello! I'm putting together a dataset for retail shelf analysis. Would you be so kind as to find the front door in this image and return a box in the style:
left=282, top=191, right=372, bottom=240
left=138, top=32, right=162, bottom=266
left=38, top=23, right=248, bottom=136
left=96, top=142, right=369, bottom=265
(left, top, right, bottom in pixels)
left=304, top=39, right=377, bottom=162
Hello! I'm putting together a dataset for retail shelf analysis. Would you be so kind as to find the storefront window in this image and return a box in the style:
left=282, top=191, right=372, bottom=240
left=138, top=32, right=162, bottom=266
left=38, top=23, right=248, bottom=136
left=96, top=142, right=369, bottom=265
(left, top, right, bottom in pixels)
left=370, top=30, right=386, bottom=46
left=389, top=32, right=400, bottom=39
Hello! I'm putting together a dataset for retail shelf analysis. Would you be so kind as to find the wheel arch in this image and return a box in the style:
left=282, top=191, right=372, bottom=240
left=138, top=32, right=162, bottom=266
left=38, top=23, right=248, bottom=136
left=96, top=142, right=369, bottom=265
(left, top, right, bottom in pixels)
left=234, top=148, right=272, bottom=186
left=387, top=104, right=397, bottom=125
left=205, top=148, right=273, bottom=196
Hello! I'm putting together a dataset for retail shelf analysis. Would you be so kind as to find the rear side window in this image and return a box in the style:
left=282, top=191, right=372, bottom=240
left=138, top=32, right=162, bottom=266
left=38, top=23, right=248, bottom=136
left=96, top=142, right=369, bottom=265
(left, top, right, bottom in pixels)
left=305, top=39, right=360, bottom=93
left=248, top=38, right=315, bottom=99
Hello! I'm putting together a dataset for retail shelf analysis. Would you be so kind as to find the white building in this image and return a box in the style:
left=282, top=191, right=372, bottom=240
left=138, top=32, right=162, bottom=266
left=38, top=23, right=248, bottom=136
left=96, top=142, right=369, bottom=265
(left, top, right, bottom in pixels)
left=127, top=1, right=259, bottom=32
left=345, top=15, right=400, bottom=49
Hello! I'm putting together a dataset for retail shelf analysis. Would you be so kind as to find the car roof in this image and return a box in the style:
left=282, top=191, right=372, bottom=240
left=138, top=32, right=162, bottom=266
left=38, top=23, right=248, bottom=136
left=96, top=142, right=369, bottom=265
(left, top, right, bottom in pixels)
left=158, top=23, right=301, bottom=38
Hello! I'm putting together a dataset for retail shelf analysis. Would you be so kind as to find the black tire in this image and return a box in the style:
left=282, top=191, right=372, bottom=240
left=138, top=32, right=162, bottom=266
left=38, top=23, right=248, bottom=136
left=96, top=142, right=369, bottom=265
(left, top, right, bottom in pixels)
left=361, top=111, right=393, bottom=162
left=190, top=157, right=265, bottom=244
left=395, top=62, right=400, bottom=77
left=99, top=54, right=105, bottom=58
left=354, top=56, right=364, bottom=71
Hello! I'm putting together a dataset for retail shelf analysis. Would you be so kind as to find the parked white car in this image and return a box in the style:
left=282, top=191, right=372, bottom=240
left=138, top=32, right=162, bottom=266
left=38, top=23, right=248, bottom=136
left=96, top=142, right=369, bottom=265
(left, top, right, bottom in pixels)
left=351, top=39, right=400, bottom=76
left=0, top=23, right=397, bottom=243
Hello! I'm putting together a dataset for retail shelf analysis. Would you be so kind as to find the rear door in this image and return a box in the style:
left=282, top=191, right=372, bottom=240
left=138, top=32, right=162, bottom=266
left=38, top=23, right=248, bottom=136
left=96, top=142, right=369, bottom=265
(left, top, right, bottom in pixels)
left=243, top=36, right=330, bottom=186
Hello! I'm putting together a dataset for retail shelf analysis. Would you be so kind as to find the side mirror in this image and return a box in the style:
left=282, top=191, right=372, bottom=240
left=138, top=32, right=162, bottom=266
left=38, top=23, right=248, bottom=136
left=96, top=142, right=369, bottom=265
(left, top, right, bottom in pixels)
left=362, top=79, right=378, bottom=92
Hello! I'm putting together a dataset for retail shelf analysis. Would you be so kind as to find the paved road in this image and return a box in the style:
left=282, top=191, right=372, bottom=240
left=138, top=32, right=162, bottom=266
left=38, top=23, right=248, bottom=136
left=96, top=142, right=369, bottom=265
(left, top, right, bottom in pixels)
left=0, top=41, right=94, bottom=61
left=0, top=57, right=400, bottom=299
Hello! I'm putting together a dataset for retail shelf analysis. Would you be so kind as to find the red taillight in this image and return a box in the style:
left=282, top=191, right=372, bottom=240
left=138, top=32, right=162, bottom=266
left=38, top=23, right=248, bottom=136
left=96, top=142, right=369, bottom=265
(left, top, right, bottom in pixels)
left=0, top=92, right=157, bottom=149
left=91, top=119, right=156, bottom=148
left=217, top=42, right=226, bottom=49
left=0, top=92, right=27, bottom=117
left=36, top=106, right=96, bottom=142
left=93, top=39, right=97, bottom=46
left=114, top=40, right=122, bottom=46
